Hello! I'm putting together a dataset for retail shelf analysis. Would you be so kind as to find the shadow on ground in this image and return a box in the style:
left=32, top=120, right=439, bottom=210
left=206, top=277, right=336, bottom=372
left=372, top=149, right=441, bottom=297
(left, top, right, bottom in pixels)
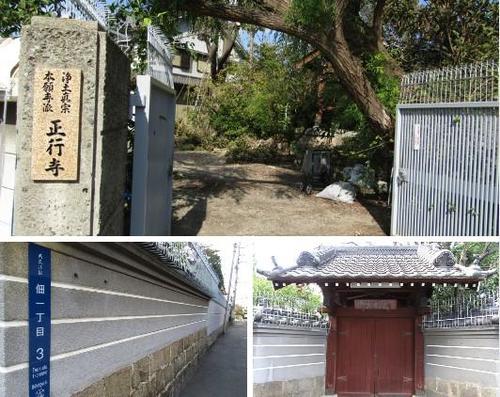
left=172, top=151, right=389, bottom=236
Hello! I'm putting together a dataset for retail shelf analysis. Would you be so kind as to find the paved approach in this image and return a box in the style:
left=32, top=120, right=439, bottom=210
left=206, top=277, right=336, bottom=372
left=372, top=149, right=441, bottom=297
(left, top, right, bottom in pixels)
left=180, top=322, right=247, bottom=397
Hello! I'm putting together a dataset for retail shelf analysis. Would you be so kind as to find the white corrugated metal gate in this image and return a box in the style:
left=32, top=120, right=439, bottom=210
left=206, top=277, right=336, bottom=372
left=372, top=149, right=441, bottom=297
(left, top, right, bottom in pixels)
left=130, top=26, right=176, bottom=235
left=391, top=61, right=499, bottom=236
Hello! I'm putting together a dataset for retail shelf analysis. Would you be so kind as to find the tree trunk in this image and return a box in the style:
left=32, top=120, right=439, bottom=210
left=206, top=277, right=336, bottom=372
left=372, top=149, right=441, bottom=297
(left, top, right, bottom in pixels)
left=176, top=0, right=396, bottom=136
left=217, top=28, right=238, bottom=73
left=249, top=30, right=255, bottom=64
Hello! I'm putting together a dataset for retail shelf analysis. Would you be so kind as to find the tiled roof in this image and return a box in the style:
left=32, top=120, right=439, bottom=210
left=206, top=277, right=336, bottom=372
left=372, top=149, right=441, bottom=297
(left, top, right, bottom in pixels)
left=266, top=245, right=492, bottom=283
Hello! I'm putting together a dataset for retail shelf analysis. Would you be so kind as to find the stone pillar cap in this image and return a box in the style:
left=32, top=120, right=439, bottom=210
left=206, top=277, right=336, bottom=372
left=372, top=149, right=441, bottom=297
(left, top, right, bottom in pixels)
left=30, top=16, right=101, bottom=32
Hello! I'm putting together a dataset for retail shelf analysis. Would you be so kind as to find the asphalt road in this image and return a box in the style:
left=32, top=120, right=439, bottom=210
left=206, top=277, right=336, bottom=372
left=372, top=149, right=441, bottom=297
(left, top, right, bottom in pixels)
left=180, top=321, right=247, bottom=397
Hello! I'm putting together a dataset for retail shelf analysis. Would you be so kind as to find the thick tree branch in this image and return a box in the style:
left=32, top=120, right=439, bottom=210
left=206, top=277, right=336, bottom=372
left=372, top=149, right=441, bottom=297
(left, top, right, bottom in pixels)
left=176, top=0, right=395, bottom=135
left=178, top=0, right=313, bottom=41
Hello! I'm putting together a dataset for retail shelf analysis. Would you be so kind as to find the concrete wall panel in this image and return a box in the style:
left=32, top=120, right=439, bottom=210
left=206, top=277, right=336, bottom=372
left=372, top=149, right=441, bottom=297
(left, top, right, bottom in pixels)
left=424, top=327, right=500, bottom=394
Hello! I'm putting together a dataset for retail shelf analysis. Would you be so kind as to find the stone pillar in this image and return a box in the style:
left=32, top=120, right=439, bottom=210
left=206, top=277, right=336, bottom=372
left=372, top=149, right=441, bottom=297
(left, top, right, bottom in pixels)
left=14, top=17, right=130, bottom=235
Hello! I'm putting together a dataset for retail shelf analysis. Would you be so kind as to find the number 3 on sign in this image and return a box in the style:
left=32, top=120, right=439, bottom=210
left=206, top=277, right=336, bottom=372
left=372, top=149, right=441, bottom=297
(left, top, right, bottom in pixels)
left=36, top=347, right=44, bottom=360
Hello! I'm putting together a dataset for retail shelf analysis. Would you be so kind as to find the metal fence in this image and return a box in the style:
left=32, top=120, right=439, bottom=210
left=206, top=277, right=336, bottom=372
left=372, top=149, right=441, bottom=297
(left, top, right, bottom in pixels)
left=253, top=295, right=329, bottom=329
left=423, top=289, right=499, bottom=328
left=146, top=25, right=174, bottom=89
left=391, top=60, right=499, bottom=236
left=58, top=0, right=150, bottom=53
left=60, top=0, right=108, bottom=29
left=141, top=242, right=225, bottom=303
left=400, top=61, right=498, bottom=104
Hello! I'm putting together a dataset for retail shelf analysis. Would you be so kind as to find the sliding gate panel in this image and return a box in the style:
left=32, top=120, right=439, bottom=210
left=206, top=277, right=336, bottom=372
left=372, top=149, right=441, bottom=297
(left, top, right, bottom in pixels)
left=391, top=61, right=499, bottom=236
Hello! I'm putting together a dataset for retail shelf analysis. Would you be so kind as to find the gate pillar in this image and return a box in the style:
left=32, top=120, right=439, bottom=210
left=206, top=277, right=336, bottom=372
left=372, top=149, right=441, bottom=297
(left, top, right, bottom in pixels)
left=13, top=17, right=130, bottom=235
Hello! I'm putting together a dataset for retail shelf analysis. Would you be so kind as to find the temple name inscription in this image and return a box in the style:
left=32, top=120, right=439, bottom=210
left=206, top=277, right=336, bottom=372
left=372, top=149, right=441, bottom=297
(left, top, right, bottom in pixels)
left=31, top=68, right=82, bottom=181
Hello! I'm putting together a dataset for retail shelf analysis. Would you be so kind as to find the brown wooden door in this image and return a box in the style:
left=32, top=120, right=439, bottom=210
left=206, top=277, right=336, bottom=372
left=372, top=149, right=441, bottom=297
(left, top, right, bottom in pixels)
left=374, top=318, right=414, bottom=396
left=336, top=317, right=414, bottom=397
left=336, top=317, right=375, bottom=396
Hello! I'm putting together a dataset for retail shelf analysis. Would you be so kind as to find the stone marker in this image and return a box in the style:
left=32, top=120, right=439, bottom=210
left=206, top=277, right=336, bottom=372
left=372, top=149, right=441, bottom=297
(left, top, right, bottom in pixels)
left=14, top=17, right=130, bottom=235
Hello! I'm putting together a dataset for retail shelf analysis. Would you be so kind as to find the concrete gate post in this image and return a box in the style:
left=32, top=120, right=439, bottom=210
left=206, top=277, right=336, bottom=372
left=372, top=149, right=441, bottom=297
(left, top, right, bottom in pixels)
left=14, top=17, right=130, bottom=236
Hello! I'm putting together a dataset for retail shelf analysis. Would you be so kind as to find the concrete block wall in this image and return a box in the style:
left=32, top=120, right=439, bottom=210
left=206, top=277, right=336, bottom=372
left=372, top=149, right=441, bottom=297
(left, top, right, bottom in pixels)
left=253, top=325, right=327, bottom=397
left=424, top=326, right=500, bottom=397
left=0, top=242, right=226, bottom=396
left=74, top=329, right=208, bottom=397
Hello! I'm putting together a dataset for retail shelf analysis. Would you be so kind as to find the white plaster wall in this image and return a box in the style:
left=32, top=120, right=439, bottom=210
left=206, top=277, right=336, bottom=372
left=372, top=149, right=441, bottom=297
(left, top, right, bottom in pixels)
left=207, top=299, right=226, bottom=336
left=253, top=325, right=327, bottom=384
left=424, top=327, right=500, bottom=389
left=0, top=243, right=219, bottom=397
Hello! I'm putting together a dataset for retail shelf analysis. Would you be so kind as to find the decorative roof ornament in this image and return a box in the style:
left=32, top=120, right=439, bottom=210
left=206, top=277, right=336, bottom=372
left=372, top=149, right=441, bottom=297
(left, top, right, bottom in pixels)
left=416, top=244, right=456, bottom=268
left=296, top=251, right=321, bottom=267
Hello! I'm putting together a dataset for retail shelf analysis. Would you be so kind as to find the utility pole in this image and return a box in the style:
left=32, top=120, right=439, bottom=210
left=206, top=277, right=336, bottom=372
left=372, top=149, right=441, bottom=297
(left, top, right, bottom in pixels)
left=231, top=243, right=241, bottom=315
left=224, top=242, right=239, bottom=332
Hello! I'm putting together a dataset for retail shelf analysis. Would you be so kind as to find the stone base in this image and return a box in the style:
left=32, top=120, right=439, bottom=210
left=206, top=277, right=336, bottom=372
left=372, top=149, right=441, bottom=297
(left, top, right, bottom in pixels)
left=425, top=377, right=498, bottom=397
left=73, top=329, right=208, bottom=397
left=207, top=325, right=225, bottom=347
left=254, top=376, right=325, bottom=397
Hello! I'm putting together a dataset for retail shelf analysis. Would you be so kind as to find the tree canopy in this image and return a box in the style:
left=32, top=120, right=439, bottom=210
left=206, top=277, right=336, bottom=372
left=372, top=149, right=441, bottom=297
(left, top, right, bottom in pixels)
left=203, top=246, right=225, bottom=292
left=0, top=0, right=64, bottom=36
left=254, top=274, right=323, bottom=313
left=134, top=0, right=498, bottom=136
left=2, top=0, right=497, bottom=139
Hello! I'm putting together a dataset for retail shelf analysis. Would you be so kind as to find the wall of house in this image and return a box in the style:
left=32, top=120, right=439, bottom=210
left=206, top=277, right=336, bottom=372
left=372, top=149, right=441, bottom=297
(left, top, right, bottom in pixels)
left=0, top=242, right=227, bottom=397
left=253, top=325, right=327, bottom=397
left=424, top=326, right=499, bottom=397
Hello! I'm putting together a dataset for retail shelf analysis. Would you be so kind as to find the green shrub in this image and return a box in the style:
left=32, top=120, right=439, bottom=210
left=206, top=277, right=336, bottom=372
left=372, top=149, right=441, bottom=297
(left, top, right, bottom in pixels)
left=226, top=136, right=292, bottom=164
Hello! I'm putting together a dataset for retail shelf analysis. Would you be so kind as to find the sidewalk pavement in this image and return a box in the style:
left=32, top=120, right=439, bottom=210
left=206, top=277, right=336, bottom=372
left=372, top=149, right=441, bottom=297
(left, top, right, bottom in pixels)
left=180, top=321, right=247, bottom=397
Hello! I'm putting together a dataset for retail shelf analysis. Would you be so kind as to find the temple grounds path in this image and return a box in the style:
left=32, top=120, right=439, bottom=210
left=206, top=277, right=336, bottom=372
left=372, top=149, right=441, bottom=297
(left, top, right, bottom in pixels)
left=172, top=151, right=389, bottom=236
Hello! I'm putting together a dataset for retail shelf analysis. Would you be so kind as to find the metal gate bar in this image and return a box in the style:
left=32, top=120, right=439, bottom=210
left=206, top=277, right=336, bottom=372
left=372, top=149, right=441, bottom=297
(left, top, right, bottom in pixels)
left=391, top=61, right=498, bottom=236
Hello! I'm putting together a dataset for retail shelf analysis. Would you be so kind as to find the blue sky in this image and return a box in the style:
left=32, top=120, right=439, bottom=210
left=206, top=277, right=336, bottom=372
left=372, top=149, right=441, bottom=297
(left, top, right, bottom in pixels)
left=239, top=28, right=278, bottom=50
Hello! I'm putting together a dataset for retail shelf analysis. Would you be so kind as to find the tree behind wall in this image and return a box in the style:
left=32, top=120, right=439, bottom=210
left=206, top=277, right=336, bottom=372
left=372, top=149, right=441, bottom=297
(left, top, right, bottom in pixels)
left=254, top=275, right=323, bottom=313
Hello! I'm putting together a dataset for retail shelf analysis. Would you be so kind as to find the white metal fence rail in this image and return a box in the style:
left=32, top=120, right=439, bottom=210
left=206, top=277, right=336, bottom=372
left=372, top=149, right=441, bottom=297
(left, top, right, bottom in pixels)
left=423, top=290, right=499, bottom=328
left=60, top=0, right=108, bottom=28
left=391, top=61, right=499, bottom=236
left=146, top=25, right=174, bottom=89
left=254, top=295, right=329, bottom=329
left=141, top=242, right=225, bottom=304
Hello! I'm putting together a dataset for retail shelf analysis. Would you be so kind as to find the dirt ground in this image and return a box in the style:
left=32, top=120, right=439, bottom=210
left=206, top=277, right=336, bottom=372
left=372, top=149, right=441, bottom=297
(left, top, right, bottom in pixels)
left=172, top=151, right=389, bottom=236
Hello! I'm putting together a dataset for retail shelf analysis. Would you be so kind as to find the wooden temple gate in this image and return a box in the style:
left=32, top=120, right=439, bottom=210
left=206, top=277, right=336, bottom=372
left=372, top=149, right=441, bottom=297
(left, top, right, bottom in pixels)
left=264, top=245, right=493, bottom=397
left=324, top=291, right=426, bottom=396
